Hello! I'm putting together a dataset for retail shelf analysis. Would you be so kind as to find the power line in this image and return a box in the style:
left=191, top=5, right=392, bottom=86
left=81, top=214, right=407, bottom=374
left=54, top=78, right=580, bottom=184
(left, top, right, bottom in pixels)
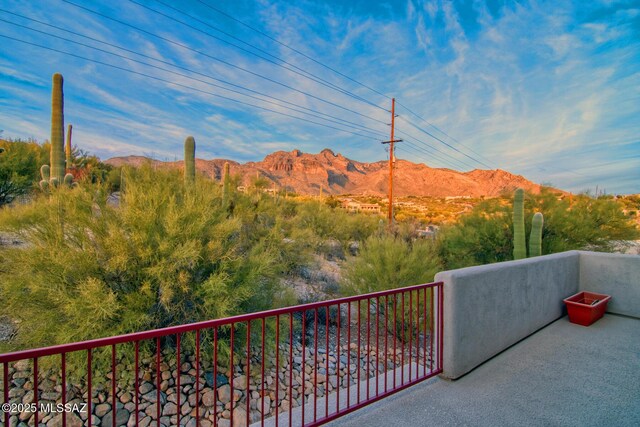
left=194, top=0, right=500, bottom=170
left=395, top=101, right=499, bottom=168
left=6, top=14, right=480, bottom=171
left=394, top=128, right=476, bottom=170
left=0, top=34, right=383, bottom=142
left=195, top=0, right=393, bottom=102
left=0, top=10, right=389, bottom=139
left=400, top=140, right=470, bottom=170
left=58, top=0, right=388, bottom=126
left=134, top=0, right=387, bottom=113
left=0, top=15, right=389, bottom=141
left=15, top=2, right=498, bottom=172
left=397, top=116, right=493, bottom=169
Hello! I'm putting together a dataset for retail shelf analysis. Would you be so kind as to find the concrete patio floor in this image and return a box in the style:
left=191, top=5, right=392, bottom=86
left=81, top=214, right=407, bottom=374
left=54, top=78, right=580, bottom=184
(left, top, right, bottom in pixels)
left=328, top=314, right=640, bottom=427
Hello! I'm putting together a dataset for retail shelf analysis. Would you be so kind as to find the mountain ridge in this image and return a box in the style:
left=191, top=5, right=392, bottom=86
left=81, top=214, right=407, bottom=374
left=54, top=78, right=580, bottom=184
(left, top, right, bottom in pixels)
left=105, top=148, right=544, bottom=197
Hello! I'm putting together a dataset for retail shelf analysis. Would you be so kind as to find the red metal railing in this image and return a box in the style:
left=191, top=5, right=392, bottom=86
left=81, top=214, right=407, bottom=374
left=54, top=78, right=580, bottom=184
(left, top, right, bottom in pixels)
left=0, top=282, right=443, bottom=426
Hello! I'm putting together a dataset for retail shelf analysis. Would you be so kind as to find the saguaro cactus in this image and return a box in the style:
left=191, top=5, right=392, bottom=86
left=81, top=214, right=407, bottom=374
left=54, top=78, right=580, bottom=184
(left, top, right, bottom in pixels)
left=40, top=73, right=74, bottom=190
left=222, top=161, right=230, bottom=204
left=184, top=136, right=195, bottom=184
left=65, top=123, right=73, bottom=170
left=529, top=212, right=544, bottom=257
left=512, top=188, right=526, bottom=260
left=50, top=73, right=66, bottom=183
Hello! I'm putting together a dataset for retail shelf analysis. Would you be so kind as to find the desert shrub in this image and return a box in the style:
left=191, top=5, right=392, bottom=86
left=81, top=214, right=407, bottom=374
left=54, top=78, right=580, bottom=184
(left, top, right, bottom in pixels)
left=341, top=235, right=441, bottom=295
left=0, top=166, right=284, bottom=352
left=341, top=235, right=440, bottom=344
left=438, top=199, right=513, bottom=269
left=290, top=200, right=379, bottom=254
left=0, top=138, right=49, bottom=205
left=438, top=189, right=639, bottom=269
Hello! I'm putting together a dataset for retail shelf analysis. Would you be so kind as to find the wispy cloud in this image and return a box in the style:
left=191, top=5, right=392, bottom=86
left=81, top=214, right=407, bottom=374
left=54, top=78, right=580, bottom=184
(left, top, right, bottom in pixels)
left=0, top=0, right=638, bottom=193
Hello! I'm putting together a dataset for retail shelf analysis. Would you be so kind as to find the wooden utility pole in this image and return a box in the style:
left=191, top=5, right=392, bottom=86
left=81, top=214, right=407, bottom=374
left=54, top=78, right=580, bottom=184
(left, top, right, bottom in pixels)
left=381, top=98, right=402, bottom=226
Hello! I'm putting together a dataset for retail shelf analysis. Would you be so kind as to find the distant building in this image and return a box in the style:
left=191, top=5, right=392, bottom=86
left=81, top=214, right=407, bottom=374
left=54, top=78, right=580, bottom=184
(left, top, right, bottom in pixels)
left=339, top=200, right=381, bottom=214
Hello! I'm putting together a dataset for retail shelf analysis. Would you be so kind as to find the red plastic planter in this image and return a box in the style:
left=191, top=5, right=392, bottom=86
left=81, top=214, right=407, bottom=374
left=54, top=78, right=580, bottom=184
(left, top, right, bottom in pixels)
left=563, top=291, right=611, bottom=326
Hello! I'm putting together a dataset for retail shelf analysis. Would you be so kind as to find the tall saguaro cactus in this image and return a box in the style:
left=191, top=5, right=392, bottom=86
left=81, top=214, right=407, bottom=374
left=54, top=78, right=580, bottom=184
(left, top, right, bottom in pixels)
left=65, top=123, right=73, bottom=171
left=50, top=73, right=66, bottom=183
left=40, top=73, right=74, bottom=190
left=513, top=188, right=526, bottom=260
left=222, top=161, right=230, bottom=204
left=529, top=212, right=544, bottom=257
left=184, top=136, right=196, bottom=184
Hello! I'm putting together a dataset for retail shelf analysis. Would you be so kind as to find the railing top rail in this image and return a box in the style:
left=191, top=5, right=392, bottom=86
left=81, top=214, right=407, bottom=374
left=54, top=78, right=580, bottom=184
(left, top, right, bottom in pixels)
left=0, top=281, right=442, bottom=363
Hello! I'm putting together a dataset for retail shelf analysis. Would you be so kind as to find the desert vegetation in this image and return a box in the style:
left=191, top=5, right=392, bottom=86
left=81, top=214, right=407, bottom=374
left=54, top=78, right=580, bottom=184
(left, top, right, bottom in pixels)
left=1, top=73, right=638, bottom=355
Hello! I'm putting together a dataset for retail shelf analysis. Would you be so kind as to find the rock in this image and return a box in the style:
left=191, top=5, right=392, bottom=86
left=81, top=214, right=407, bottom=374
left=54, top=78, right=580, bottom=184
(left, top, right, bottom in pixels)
left=139, top=382, right=153, bottom=394
left=101, top=408, right=130, bottom=427
left=205, top=372, right=228, bottom=388
left=162, top=402, right=177, bottom=416
left=95, top=403, right=111, bottom=417
left=13, top=360, right=29, bottom=371
left=142, top=390, right=166, bottom=404
left=18, top=410, right=32, bottom=422
left=21, top=390, right=34, bottom=404
left=9, top=388, right=25, bottom=398
left=217, top=385, right=230, bottom=403
left=233, top=376, right=247, bottom=390
left=139, top=415, right=152, bottom=427
left=144, top=403, right=158, bottom=418
left=232, top=407, right=247, bottom=427
left=40, top=391, right=59, bottom=401
left=180, top=375, right=195, bottom=385
left=48, top=413, right=83, bottom=427
left=202, top=390, right=216, bottom=407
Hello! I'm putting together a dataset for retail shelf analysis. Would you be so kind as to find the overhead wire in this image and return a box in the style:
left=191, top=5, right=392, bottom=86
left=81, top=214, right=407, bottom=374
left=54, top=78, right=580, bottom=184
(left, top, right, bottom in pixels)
left=397, top=116, right=493, bottom=169
left=194, top=0, right=497, bottom=169
left=1, top=10, right=476, bottom=171
left=195, top=0, right=394, bottom=102
left=0, top=34, right=383, bottom=142
left=0, top=8, right=390, bottom=139
left=0, top=13, right=388, bottom=140
left=395, top=101, right=499, bottom=168
left=134, top=0, right=388, bottom=112
left=7, top=1, right=499, bottom=172
left=58, top=0, right=389, bottom=126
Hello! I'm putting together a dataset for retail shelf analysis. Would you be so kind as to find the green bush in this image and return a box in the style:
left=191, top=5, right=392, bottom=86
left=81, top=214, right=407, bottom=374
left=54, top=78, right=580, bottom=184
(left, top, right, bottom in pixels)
left=0, top=138, right=49, bottom=205
left=0, top=166, right=284, bottom=351
left=439, top=189, right=639, bottom=269
left=341, top=235, right=441, bottom=295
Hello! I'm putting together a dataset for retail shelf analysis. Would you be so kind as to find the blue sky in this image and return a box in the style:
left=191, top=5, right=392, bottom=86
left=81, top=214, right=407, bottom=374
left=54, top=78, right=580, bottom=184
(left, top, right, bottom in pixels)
left=0, top=0, right=638, bottom=194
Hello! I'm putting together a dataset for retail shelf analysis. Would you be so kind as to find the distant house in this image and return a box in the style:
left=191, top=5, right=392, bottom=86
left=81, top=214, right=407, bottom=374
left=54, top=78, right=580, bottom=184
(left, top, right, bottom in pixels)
left=339, top=200, right=381, bottom=214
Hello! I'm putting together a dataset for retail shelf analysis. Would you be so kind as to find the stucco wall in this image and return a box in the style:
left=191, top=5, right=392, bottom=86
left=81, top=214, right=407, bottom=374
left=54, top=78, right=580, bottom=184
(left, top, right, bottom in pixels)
left=435, top=251, right=580, bottom=379
left=578, top=251, right=640, bottom=318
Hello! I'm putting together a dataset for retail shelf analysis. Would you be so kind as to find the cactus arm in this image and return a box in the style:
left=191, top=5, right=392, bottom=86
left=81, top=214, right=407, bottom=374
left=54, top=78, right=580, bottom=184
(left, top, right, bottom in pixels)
left=222, top=161, right=230, bottom=205
left=184, top=136, right=196, bottom=184
left=64, top=173, right=74, bottom=186
left=513, top=188, right=526, bottom=260
left=65, top=123, right=73, bottom=170
left=529, top=212, right=544, bottom=257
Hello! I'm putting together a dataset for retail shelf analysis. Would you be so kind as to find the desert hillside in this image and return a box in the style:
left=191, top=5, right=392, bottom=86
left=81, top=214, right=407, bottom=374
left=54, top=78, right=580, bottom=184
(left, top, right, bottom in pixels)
left=106, top=148, right=543, bottom=197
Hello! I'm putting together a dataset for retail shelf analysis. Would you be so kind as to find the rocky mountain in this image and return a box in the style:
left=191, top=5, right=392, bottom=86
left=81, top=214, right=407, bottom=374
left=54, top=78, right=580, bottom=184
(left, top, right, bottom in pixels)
left=105, top=148, right=543, bottom=197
